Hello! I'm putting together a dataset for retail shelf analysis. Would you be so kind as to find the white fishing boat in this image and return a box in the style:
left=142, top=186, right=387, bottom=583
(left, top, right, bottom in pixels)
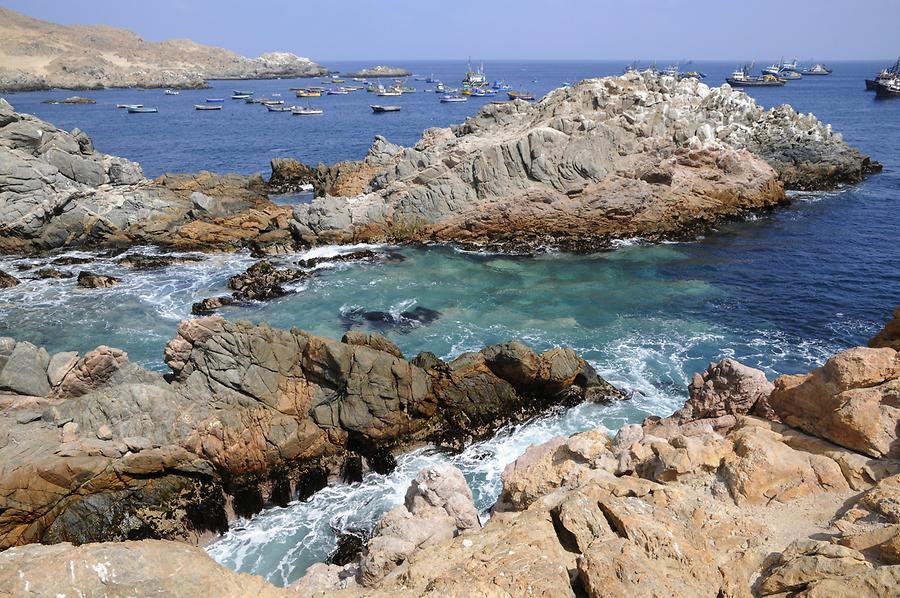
left=194, top=104, right=222, bottom=110
left=440, top=95, right=468, bottom=103
left=370, top=105, right=401, bottom=112
left=266, top=105, right=293, bottom=112
left=377, top=90, right=402, bottom=97
left=292, top=106, right=324, bottom=115
left=164, top=89, right=179, bottom=95
left=127, top=106, right=158, bottom=113
left=232, top=94, right=251, bottom=99
left=116, top=104, right=143, bottom=109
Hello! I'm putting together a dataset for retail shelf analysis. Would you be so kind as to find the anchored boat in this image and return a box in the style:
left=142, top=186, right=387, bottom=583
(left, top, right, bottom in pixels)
left=370, top=105, right=401, bottom=112
left=194, top=104, right=221, bottom=110
left=266, top=105, right=293, bottom=112
left=802, top=63, right=832, bottom=76
left=726, top=66, right=785, bottom=87
left=875, top=78, right=900, bottom=98
left=116, top=104, right=143, bottom=109
left=507, top=90, right=535, bottom=100
left=127, top=106, right=158, bottom=113
left=292, top=106, right=324, bottom=115
left=440, top=95, right=467, bottom=103
left=164, top=89, right=179, bottom=95
left=866, top=59, right=900, bottom=91
left=233, top=89, right=253, bottom=96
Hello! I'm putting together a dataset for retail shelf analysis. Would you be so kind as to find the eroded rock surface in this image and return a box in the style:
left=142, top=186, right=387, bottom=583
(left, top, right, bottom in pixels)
left=0, top=318, right=616, bottom=549
left=290, top=74, right=878, bottom=251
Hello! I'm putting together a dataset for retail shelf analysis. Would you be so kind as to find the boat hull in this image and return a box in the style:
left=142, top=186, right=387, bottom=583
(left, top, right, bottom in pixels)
left=726, top=78, right=785, bottom=87
left=874, top=83, right=900, bottom=98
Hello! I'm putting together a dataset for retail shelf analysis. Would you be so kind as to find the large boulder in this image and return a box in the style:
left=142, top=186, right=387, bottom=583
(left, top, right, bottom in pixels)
left=770, top=346, right=900, bottom=458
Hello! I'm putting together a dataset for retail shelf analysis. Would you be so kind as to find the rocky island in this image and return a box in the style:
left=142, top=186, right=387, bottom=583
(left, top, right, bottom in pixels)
left=342, top=65, right=412, bottom=78
left=0, top=307, right=897, bottom=596
left=0, top=6, right=327, bottom=92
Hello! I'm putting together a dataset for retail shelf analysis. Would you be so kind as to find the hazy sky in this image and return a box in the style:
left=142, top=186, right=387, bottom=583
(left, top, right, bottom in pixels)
left=4, top=0, right=897, bottom=62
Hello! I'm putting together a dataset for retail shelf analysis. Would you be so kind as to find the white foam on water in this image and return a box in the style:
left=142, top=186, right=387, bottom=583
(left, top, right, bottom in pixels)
left=296, top=243, right=385, bottom=261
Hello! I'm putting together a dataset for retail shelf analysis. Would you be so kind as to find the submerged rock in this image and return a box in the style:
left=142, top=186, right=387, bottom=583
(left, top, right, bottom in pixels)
left=117, top=253, right=204, bottom=269
left=0, top=270, right=19, bottom=287
left=228, top=260, right=305, bottom=300
left=341, top=306, right=441, bottom=333
left=76, top=270, right=120, bottom=288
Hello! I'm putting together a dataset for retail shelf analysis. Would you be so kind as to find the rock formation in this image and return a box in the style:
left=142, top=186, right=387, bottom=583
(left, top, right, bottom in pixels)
left=2, top=307, right=899, bottom=596
left=0, top=317, right=617, bottom=549
left=0, top=7, right=327, bottom=92
left=342, top=66, right=412, bottom=78
left=288, top=73, right=878, bottom=251
left=0, top=98, right=293, bottom=254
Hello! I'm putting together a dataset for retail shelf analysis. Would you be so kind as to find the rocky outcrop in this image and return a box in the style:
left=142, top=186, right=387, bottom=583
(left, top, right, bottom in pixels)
left=770, top=346, right=900, bottom=458
left=0, top=270, right=18, bottom=287
left=343, top=66, right=412, bottom=78
left=41, top=96, right=96, bottom=105
left=0, top=318, right=618, bottom=549
left=0, top=7, right=326, bottom=92
left=76, top=270, right=120, bottom=288
left=290, top=74, right=878, bottom=251
left=0, top=98, right=293, bottom=253
left=870, top=306, right=900, bottom=351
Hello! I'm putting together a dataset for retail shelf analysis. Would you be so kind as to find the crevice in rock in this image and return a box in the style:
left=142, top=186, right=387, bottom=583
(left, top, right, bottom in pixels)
left=598, top=502, right=629, bottom=539
left=549, top=506, right=581, bottom=554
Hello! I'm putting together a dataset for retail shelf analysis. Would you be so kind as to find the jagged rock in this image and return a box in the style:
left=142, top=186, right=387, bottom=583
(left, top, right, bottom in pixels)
left=34, top=267, right=71, bottom=279
left=770, top=346, right=900, bottom=458
left=290, top=74, right=877, bottom=251
left=228, top=260, right=306, bottom=300
left=0, top=270, right=18, bottom=287
left=117, top=253, right=204, bottom=269
left=645, top=358, right=775, bottom=435
left=870, top=306, right=900, bottom=351
left=76, top=270, right=121, bottom=288
left=0, top=317, right=616, bottom=549
left=341, top=331, right=404, bottom=359
left=191, top=295, right=236, bottom=315
left=0, top=340, right=51, bottom=396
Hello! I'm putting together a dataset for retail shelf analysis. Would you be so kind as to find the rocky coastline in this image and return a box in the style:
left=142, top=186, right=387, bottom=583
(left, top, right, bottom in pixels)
left=0, top=7, right=327, bottom=92
left=0, top=307, right=897, bottom=596
left=0, top=316, right=619, bottom=549
left=284, top=73, right=879, bottom=252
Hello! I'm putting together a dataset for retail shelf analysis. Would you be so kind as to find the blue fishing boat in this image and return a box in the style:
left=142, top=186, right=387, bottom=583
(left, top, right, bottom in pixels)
left=206, top=98, right=225, bottom=103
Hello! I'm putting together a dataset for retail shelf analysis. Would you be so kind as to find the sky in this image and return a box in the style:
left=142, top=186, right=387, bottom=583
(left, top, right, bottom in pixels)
left=4, top=0, right=898, bottom=63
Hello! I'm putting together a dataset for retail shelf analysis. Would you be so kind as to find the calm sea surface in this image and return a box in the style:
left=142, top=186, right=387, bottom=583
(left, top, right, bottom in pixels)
left=1, top=60, right=898, bottom=585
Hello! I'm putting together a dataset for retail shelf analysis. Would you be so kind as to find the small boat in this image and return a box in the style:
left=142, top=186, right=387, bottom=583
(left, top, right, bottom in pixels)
left=435, top=82, right=446, bottom=93
left=266, top=104, right=293, bottom=112
left=295, top=90, right=322, bottom=97
left=194, top=104, right=222, bottom=110
left=271, top=92, right=282, bottom=97
left=127, top=106, right=158, bottom=113
left=492, top=80, right=511, bottom=90
left=331, top=78, right=346, bottom=83
left=875, top=78, right=900, bottom=98
left=377, top=90, right=402, bottom=97
left=260, top=99, right=285, bottom=105
left=402, top=86, right=416, bottom=93
left=370, top=105, right=401, bottom=112
left=440, top=95, right=468, bottom=103
left=507, top=91, right=535, bottom=100
left=116, top=103, right=143, bottom=109
left=778, top=69, right=802, bottom=80
left=245, top=97, right=264, bottom=104
left=233, top=89, right=253, bottom=96
left=327, top=89, right=350, bottom=95
left=232, top=94, right=251, bottom=99
left=206, top=98, right=225, bottom=103
left=801, top=63, right=832, bottom=76
left=292, top=106, right=324, bottom=115
left=164, top=89, right=179, bottom=95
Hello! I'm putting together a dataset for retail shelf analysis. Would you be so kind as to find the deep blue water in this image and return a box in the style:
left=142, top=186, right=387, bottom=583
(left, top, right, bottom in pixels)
left=1, top=60, right=898, bottom=584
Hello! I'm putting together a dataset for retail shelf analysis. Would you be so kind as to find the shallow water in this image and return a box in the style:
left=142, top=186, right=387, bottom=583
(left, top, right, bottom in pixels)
left=1, top=60, right=898, bottom=585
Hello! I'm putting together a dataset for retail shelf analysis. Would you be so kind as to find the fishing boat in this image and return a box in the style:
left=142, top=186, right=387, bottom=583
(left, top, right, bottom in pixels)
left=440, top=95, right=467, bottom=103
left=127, top=106, right=158, bottom=113
left=682, top=71, right=707, bottom=80
left=266, top=105, right=293, bottom=112
left=377, top=90, right=402, bottom=97
left=327, top=89, right=350, bottom=95
left=295, top=90, right=322, bottom=97
left=245, top=97, right=264, bottom=104
left=802, top=63, right=832, bottom=76
left=370, top=105, right=401, bottom=112
left=206, top=98, right=225, bottom=103
left=507, top=90, right=535, bottom=100
left=164, top=89, right=179, bottom=95
left=463, top=59, right=486, bottom=85
left=116, top=103, right=143, bottom=109
left=292, top=106, right=324, bottom=115
left=261, top=99, right=285, bottom=105
left=233, top=89, right=253, bottom=96
left=194, top=104, right=221, bottom=110
left=492, top=80, right=511, bottom=90
left=778, top=69, right=802, bottom=80
left=331, top=78, right=346, bottom=84
left=435, top=82, right=446, bottom=93
left=875, top=78, right=900, bottom=98
left=726, top=66, right=785, bottom=87
left=866, top=59, right=900, bottom=90
left=232, top=94, right=251, bottom=99
left=402, top=86, right=416, bottom=93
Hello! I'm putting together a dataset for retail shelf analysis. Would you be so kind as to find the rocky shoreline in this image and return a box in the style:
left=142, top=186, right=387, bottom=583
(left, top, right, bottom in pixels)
left=0, top=7, right=327, bottom=92
left=0, top=316, right=619, bottom=549
left=0, top=307, right=897, bottom=596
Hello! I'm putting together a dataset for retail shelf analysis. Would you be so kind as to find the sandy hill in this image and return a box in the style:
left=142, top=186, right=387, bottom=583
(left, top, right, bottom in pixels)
left=0, top=6, right=327, bottom=91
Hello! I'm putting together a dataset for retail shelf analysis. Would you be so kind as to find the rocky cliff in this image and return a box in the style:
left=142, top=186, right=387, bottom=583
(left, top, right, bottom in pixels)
left=0, top=7, right=327, bottom=92
left=0, top=317, right=617, bottom=549
left=2, top=307, right=898, bottom=596
left=0, top=98, right=295, bottom=254
left=288, top=73, right=879, bottom=252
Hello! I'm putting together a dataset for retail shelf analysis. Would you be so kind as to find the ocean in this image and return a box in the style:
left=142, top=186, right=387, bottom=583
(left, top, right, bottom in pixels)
left=1, top=60, right=898, bottom=585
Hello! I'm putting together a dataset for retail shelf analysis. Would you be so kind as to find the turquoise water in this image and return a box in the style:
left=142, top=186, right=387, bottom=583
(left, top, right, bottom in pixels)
left=1, top=60, right=898, bottom=585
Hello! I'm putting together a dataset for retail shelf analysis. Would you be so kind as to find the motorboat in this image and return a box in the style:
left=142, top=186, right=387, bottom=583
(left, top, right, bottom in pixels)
left=440, top=95, right=467, bottom=103
left=231, top=94, right=251, bottom=99
left=295, top=90, right=322, bottom=97
left=377, top=90, right=402, bottom=97
left=507, top=90, right=535, bottom=100
left=327, top=89, right=350, bottom=95
left=194, top=104, right=222, bottom=110
left=206, top=98, right=225, bottom=102
left=164, top=89, right=179, bottom=95
left=233, top=89, right=253, bottom=96
left=292, top=106, right=324, bottom=115
left=266, top=105, right=293, bottom=112
left=260, top=99, right=285, bottom=105
left=116, top=104, right=143, bottom=109
left=127, top=106, right=158, bottom=113
left=370, top=105, right=401, bottom=112
left=726, top=66, right=785, bottom=87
